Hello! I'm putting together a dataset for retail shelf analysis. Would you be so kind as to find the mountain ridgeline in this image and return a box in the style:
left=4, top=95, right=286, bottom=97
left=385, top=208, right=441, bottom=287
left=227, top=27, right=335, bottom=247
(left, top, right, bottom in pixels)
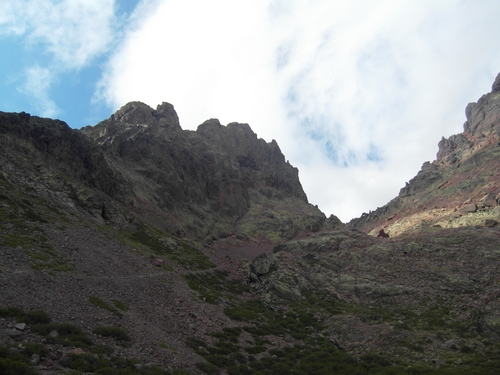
left=0, top=74, right=500, bottom=375
left=348, top=72, right=500, bottom=236
left=1, top=101, right=331, bottom=247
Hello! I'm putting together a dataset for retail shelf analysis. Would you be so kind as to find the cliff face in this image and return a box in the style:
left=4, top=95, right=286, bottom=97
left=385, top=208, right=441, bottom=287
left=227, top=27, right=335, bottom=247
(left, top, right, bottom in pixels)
left=348, top=73, right=500, bottom=236
left=1, top=101, right=326, bottom=249
left=79, top=101, right=325, bottom=244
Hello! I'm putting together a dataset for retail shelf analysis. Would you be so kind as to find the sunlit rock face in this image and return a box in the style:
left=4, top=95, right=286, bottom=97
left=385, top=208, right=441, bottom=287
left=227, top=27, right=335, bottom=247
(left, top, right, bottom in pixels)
left=348, top=73, right=500, bottom=237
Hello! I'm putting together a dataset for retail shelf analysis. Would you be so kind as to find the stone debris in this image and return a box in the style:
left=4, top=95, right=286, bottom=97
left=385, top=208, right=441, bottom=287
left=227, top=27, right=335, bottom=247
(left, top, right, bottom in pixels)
left=152, top=258, right=164, bottom=267
left=14, top=323, right=26, bottom=331
left=482, top=192, right=498, bottom=207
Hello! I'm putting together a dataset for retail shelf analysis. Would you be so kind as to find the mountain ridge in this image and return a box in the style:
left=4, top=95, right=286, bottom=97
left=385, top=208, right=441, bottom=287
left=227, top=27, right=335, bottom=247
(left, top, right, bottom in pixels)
left=348, top=72, right=500, bottom=236
left=1, top=74, right=500, bottom=374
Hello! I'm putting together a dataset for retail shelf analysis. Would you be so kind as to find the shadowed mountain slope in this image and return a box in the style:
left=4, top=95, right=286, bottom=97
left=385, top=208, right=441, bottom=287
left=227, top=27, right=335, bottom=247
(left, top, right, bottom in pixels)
left=79, top=101, right=326, bottom=247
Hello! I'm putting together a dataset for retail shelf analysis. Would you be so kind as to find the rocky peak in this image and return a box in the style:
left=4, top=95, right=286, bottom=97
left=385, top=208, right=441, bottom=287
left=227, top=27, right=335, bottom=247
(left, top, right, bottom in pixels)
left=437, top=73, right=500, bottom=162
left=109, top=101, right=181, bottom=130
left=156, top=102, right=181, bottom=129
left=110, top=101, right=156, bottom=124
left=196, top=118, right=306, bottom=202
left=81, top=101, right=182, bottom=146
left=79, top=102, right=322, bottom=243
left=461, top=79, right=500, bottom=146
left=349, top=73, right=500, bottom=236
left=434, top=74, right=500, bottom=165
left=398, top=161, right=442, bottom=197
left=492, top=72, right=500, bottom=93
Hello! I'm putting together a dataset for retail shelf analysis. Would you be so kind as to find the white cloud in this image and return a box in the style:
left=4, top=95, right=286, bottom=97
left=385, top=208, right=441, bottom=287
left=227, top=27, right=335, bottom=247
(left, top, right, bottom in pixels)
left=1, top=0, right=116, bottom=68
left=18, top=65, right=59, bottom=118
left=0, top=2, right=26, bottom=35
left=1, top=0, right=119, bottom=119
left=98, top=0, right=500, bottom=222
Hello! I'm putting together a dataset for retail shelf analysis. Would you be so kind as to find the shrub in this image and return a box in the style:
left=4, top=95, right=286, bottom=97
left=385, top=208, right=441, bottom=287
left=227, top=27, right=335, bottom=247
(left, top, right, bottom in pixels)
left=0, top=307, right=24, bottom=319
left=90, top=344, right=115, bottom=355
left=23, top=310, right=51, bottom=324
left=31, top=322, right=93, bottom=348
left=0, top=357, right=38, bottom=375
left=196, top=361, right=220, bottom=375
left=89, top=296, right=122, bottom=318
left=112, top=300, right=129, bottom=311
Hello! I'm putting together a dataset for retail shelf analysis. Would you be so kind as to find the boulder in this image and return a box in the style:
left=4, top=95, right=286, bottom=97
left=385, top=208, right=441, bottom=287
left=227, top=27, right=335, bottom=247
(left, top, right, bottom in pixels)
left=6, top=329, right=24, bottom=340
left=251, top=253, right=275, bottom=276
left=377, top=229, right=389, bottom=238
left=460, top=203, right=477, bottom=214
left=485, top=219, right=498, bottom=227
left=482, top=192, right=498, bottom=207
left=14, top=323, right=26, bottom=331
left=48, top=330, right=59, bottom=338
left=152, top=258, right=164, bottom=267
left=31, top=354, right=40, bottom=365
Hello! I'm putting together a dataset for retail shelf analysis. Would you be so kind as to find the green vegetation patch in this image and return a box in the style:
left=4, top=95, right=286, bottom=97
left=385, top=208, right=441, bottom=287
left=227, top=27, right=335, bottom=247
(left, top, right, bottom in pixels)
left=184, top=270, right=247, bottom=304
left=90, top=344, right=115, bottom=355
left=89, top=296, right=123, bottom=318
left=188, top=284, right=500, bottom=375
left=189, top=331, right=414, bottom=375
left=189, top=327, right=500, bottom=375
left=115, top=222, right=215, bottom=271
left=224, top=300, right=267, bottom=322
left=65, top=353, right=176, bottom=374
left=0, top=346, right=39, bottom=375
left=157, top=342, right=177, bottom=354
left=0, top=178, right=71, bottom=241
left=0, top=307, right=51, bottom=324
left=28, top=242, right=73, bottom=275
left=31, top=322, right=93, bottom=348
left=0, top=181, right=72, bottom=274
left=0, top=307, right=185, bottom=375
left=112, top=300, right=129, bottom=311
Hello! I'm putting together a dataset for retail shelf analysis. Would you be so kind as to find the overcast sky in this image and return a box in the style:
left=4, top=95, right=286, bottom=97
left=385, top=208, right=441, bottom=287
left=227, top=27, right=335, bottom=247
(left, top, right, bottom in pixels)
left=2, top=0, right=500, bottom=222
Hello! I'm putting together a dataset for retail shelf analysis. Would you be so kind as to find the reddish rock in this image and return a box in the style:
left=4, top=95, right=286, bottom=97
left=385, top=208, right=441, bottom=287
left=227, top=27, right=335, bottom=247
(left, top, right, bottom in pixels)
left=377, top=229, right=389, bottom=238
left=152, top=259, right=164, bottom=267
left=460, top=203, right=477, bottom=214
left=482, top=192, right=498, bottom=207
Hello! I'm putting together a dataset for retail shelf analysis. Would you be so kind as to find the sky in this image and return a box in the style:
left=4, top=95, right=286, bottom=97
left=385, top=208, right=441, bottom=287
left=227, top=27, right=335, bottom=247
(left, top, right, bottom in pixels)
left=1, top=0, right=500, bottom=222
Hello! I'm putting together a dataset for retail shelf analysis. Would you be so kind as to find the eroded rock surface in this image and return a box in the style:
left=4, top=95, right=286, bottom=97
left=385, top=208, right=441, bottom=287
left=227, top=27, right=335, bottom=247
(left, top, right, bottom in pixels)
left=349, top=74, right=500, bottom=237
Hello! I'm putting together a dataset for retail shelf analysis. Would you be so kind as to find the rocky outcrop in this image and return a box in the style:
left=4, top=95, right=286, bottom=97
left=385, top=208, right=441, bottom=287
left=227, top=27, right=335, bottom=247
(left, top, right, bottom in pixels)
left=436, top=134, right=473, bottom=164
left=81, top=102, right=325, bottom=242
left=463, top=75, right=500, bottom=144
left=349, top=73, right=500, bottom=236
left=247, top=225, right=500, bottom=358
left=2, top=101, right=324, bottom=245
left=0, top=111, right=127, bottom=200
left=399, top=161, right=442, bottom=197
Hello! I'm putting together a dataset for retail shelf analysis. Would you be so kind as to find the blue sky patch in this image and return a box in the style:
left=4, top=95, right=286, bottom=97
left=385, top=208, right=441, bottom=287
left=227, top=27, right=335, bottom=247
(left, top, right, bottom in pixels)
left=366, top=143, right=382, bottom=163
left=0, top=0, right=142, bottom=128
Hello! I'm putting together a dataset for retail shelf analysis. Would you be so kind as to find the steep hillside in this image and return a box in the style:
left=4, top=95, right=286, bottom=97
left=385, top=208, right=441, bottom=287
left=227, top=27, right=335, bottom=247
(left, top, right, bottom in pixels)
left=349, top=73, right=500, bottom=237
left=0, top=105, right=329, bottom=374
left=79, top=101, right=326, bottom=249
